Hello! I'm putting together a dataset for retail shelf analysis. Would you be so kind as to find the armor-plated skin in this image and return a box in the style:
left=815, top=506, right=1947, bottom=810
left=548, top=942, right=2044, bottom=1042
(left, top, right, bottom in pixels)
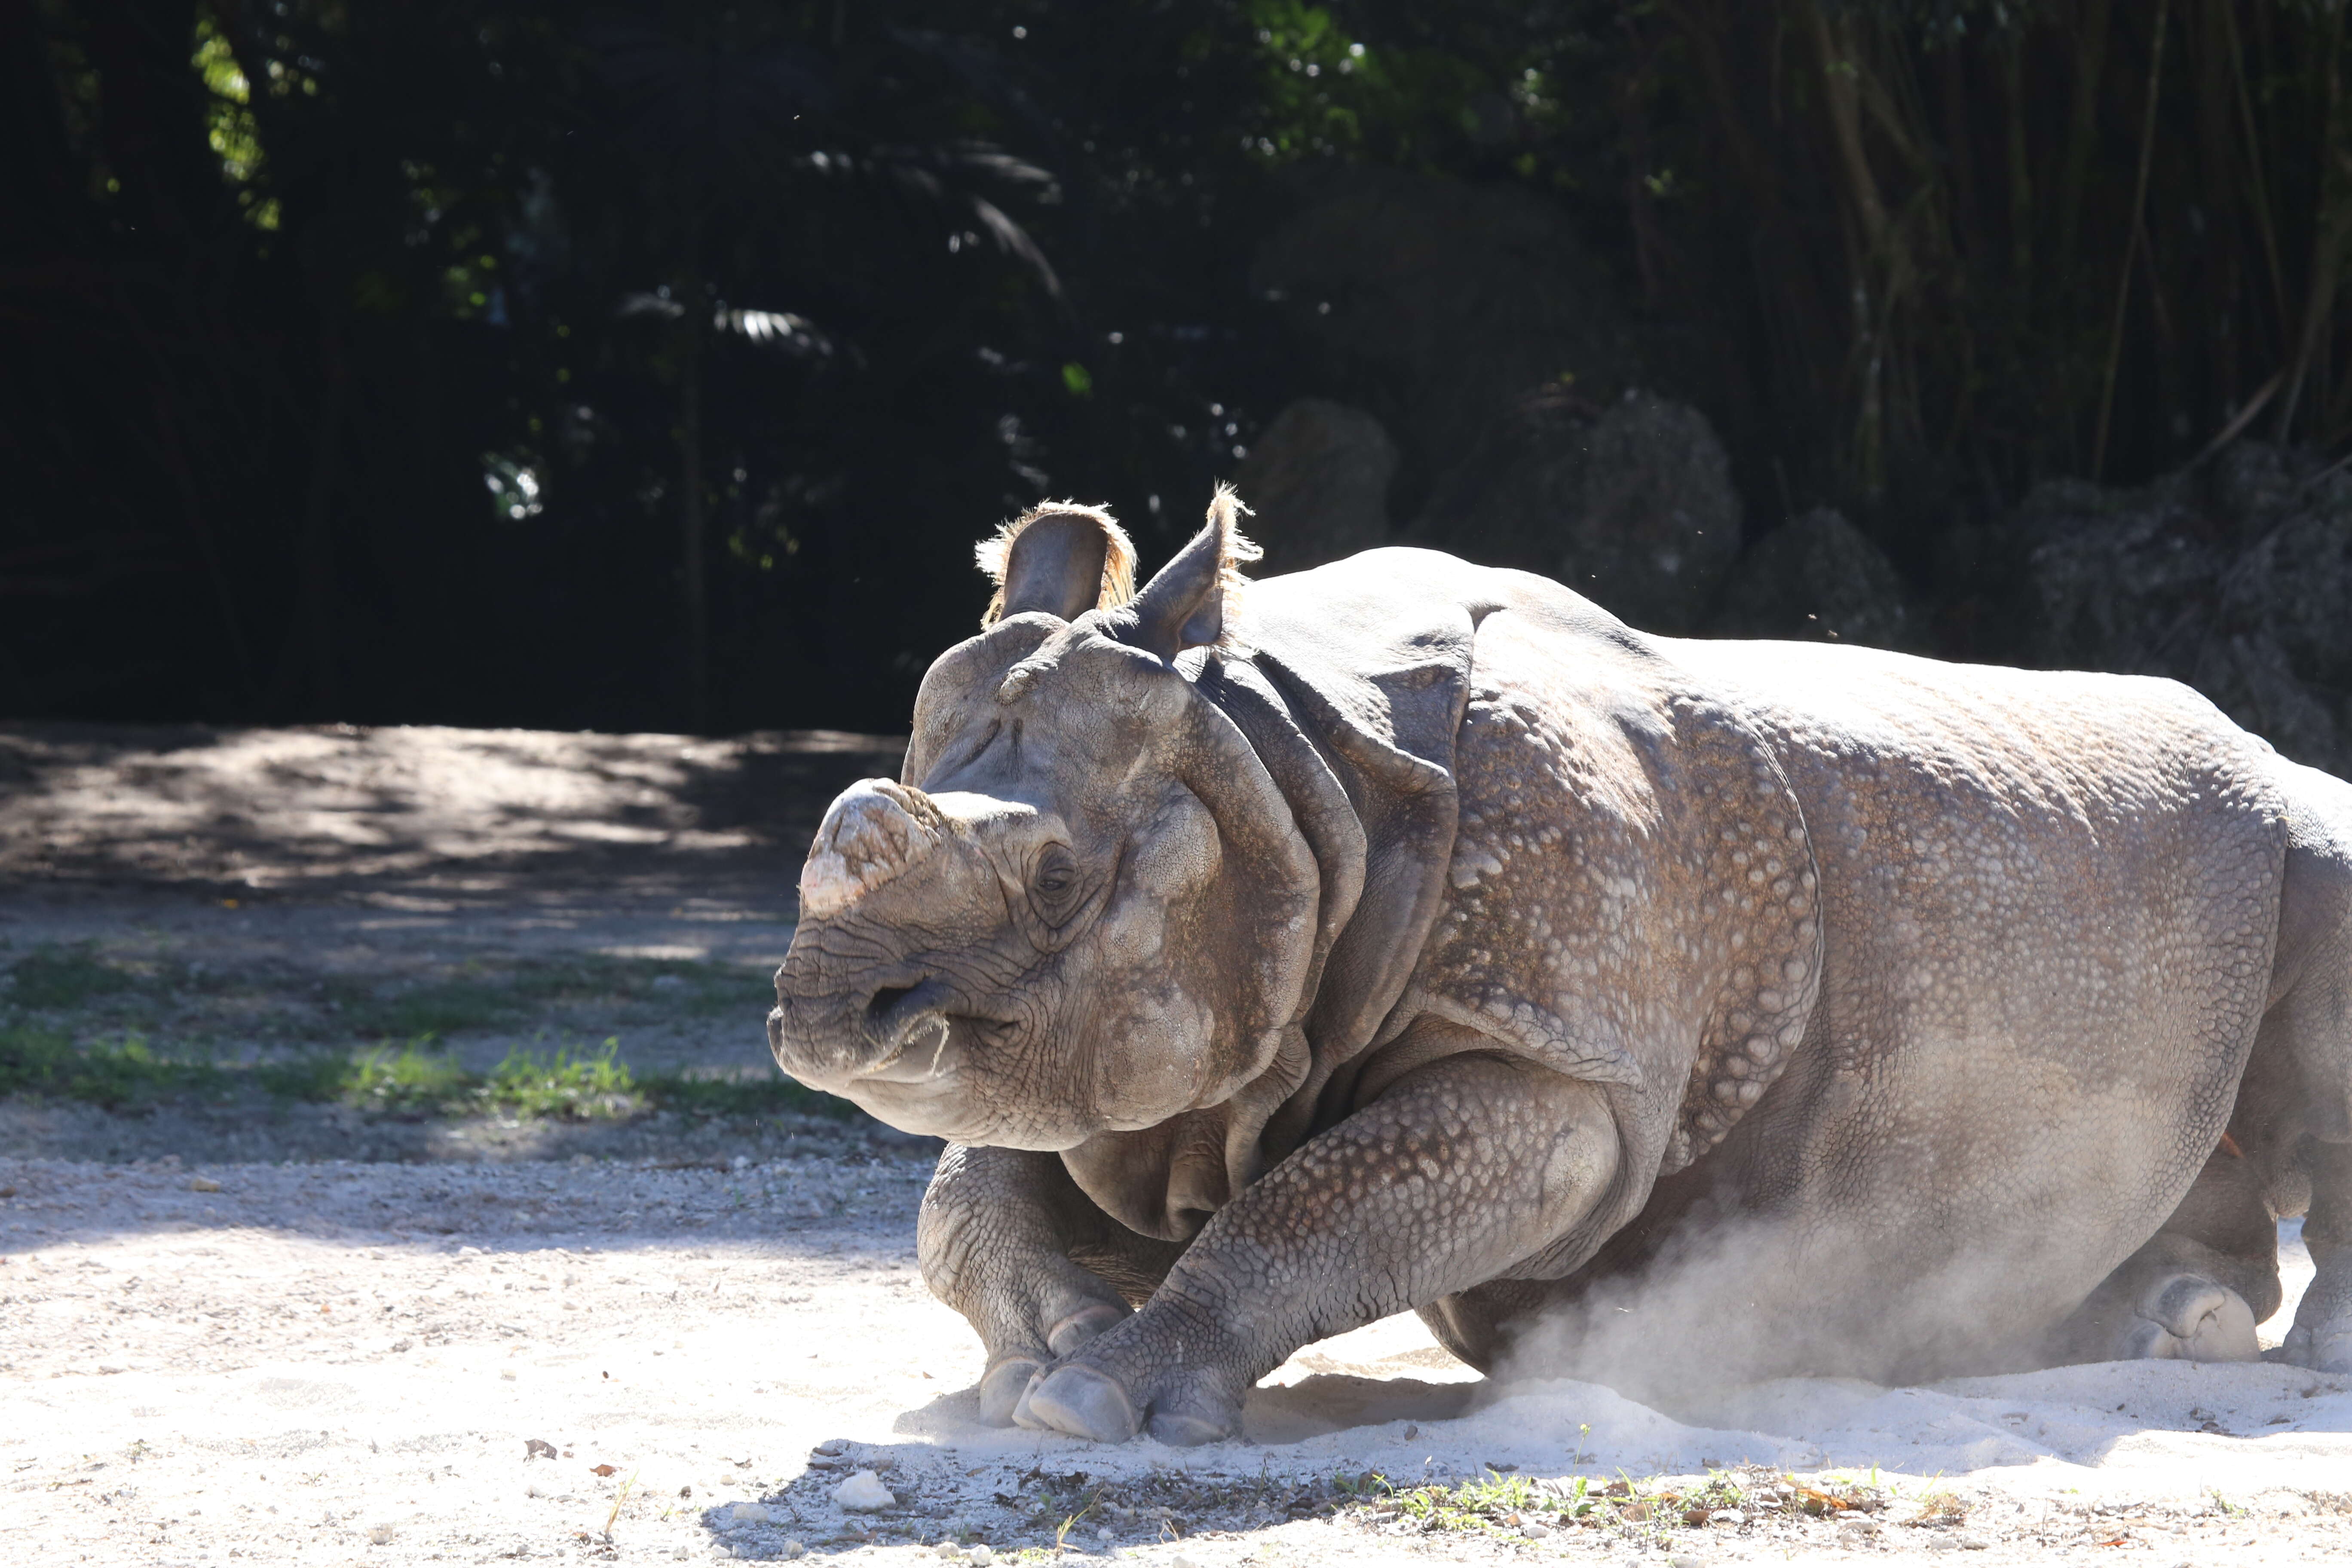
left=768, top=500, right=2352, bottom=1444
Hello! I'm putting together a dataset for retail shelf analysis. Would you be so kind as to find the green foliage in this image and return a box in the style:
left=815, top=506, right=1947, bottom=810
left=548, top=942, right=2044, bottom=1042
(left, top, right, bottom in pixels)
left=14, top=0, right=2352, bottom=729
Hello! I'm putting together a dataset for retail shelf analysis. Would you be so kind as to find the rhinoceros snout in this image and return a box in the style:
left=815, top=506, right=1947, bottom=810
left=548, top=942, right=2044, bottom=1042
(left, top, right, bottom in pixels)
left=769, top=978, right=940, bottom=1083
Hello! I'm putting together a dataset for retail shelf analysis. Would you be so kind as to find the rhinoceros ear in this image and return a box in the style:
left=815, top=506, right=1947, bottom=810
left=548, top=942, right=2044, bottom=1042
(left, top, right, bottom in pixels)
left=1121, top=485, right=1262, bottom=659
left=974, top=503, right=1137, bottom=626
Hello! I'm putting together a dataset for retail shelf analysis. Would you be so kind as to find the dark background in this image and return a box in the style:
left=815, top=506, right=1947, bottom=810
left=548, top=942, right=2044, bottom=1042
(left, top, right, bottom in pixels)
left=9, top=1, right=2352, bottom=771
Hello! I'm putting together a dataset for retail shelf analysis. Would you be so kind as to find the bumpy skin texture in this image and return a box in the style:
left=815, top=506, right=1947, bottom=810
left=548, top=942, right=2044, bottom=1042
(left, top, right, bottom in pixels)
left=770, top=528, right=2352, bottom=1442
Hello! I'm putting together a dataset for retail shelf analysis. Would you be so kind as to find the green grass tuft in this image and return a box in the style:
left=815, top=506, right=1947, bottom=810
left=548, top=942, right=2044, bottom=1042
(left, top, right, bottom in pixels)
left=341, top=1036, right=472, bottom=1111
left=481, top=1037, right=636, bottom=1119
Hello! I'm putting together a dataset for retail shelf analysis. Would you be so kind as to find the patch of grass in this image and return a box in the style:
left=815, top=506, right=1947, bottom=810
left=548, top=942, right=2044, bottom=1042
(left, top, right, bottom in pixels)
left=0, top=1018, right=847, bottom=1126
left=0, top=1023, right=196, bottom=1107
left=1339, top=1464, right=1898, bottom=1540
left=481, top=1038, right=635, bottom=1119
left=1367, top=1468, right=1604, bottom=1536
left=342, top=1037, right=472, bottom=1112
left=5, top=944, right=137, bottom=1010
left=0, top=1023, right=342, bottom=1109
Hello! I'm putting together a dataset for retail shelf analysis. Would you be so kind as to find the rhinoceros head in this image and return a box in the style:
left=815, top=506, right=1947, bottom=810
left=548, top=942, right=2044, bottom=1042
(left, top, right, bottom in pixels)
left=767, top=493, right=1321, bottom=1149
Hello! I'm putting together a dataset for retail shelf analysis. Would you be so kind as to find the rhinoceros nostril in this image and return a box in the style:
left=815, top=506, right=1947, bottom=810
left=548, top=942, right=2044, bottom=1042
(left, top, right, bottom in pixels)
left=863, top=980, right=957, bottom=1049
left=865, top=984, right=919, bottom=1026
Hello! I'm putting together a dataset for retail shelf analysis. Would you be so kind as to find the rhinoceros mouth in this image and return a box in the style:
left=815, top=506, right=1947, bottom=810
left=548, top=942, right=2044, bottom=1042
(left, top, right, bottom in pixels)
left=852, top=1012, right=956, bottom=1083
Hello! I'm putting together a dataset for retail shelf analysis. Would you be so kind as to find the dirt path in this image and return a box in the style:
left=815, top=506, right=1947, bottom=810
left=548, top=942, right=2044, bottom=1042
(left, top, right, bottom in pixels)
left=3, top=723, right=2349, bottom=1566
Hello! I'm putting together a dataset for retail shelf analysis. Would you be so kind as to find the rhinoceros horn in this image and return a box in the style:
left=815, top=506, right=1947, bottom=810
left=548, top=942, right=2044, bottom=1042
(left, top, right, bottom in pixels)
left=796, top=779, right=946, bottom=919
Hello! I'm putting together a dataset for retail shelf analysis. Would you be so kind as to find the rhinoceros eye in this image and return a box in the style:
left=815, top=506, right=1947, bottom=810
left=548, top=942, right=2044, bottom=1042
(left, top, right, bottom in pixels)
left=1033, top=845, right=1077, bottom=899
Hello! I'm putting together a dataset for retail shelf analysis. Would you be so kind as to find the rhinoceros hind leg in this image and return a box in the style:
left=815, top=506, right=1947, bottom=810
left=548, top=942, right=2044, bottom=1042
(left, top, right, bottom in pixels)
left=2114, top=1272, right=2261, bottom=1363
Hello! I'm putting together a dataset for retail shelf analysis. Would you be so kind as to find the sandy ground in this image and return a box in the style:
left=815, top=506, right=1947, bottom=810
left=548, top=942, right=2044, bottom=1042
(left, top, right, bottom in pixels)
left=3, top=1159, right=2346, bottom=1568
left=3, top=723, right=2350, bottom=1566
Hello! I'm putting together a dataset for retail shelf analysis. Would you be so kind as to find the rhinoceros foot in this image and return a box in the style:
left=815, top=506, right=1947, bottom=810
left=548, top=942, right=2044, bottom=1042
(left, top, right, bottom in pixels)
left=1047, top=1302, right=1130, bottom=1356
left=974, top=1305, right=1129, bottom=1425
left=2278, top=1257, right=2352, bottom=1375
left=2116, top=1273, right=2260, bottom=1363
left=978, top=1357, right=1047, bottom=1425
left=2278, top=1321, right=2352, bottom=1374
left=1008, top=1304, right=1246, bottom=1446
left=1013, top=1360, right=1241, bottom=1446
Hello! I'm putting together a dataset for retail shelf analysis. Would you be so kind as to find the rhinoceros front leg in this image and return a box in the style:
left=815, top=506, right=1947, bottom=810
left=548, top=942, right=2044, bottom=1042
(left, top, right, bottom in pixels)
left=2283, top=1139, right=2352, bottom=1373
left=917, top=1144, right=1187, bottom=1423
left=1011, top=1051, right=1620, bottom=1445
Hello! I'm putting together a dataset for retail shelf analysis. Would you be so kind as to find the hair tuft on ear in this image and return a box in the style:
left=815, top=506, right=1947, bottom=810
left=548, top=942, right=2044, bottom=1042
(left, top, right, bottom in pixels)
left=1117, top=484, right=1262, bottom=659
left=974, top=502, right=1137, bottom=627
left=1204, top=483, right=1262, bottom=648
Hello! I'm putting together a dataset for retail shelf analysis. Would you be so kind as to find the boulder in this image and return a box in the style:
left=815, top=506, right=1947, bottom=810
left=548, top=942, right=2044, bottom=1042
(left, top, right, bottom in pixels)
left=1233, top=399, right=1396, bottom=573
left=1712, top=508, right=1918, bottom=649
left=1249, top=165, right=1648, bottom=467
left=2018, top=475, right=2227, bottom=676
left=1415, top=389, right=1743, bottom=635
left=2014, top=444, right=2352, bottom=778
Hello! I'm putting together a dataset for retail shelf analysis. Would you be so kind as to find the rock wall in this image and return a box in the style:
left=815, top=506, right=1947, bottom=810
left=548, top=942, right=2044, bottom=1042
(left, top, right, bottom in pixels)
left=1241, top=168, right=2352, bottom=780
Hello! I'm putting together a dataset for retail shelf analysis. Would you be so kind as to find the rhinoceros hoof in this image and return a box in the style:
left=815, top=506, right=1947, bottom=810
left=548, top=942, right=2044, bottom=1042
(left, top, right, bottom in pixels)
left=1013, top=1362, right=1139, bottom=1442
left=2118, top=1274, right=2259, bottom=1363
left=1046, top=1302, right=1129, bottom=1357
left=1009, top=1353, right=1243, bottom=1446
left=978, top=1355, right=1047, bottom=1426
left=2279, top=1321, right=2352, bottom=1375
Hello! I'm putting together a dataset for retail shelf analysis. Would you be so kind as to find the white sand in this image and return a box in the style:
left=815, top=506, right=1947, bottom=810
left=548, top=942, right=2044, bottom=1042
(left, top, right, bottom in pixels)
left=2, top=1157, right=2344, bottom=1567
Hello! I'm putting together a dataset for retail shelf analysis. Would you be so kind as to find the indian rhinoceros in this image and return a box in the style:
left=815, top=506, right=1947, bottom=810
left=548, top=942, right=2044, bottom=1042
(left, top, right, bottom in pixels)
left=766, top=491, right=2352, bottom=1444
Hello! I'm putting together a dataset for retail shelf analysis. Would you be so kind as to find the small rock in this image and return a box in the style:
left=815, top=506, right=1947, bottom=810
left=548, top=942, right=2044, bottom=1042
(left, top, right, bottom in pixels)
left=967, top=1548, right=995, bottom=1566
left=367, top=1523, right=394, bottom=1544
left=524, top=1438, right=557, bottom=1461
left=1709, top=1508, right=1745, bottom=1526
left=811, top=1439, right=847, bottom=1456
left=781, top=1544, right=806, bottom=1562
left=1668, top=1556, right=1706, bottom=1568
left=389, top=1339, right=412, bottom=1354
left=672, top=1548, right=689, bottom=1561
left=934, top=1543, right=965, bottom=1560
left=833, top=1469, right=894, bottom=1512
left=190, top=1177, right=222, bottom=1193
left=1521, top=1519, right=1552, bottom=1538
left=729, top=1503, right=769, bottom=1527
